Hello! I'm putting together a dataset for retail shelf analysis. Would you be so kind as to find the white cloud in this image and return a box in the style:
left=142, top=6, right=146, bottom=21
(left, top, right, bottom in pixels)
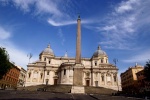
left=13, top=0, right=34, bottom=12
left=115, top=0, right=138, bottom=14
left=35, top=0, right=62, bottom=17
left=101, top=25, right=117, bottom=31
left=0, top=40, right=38, bottom=70
left=48, top=19, right=76, bottom=26
left=12, top=0, right=62, bottom=16
left=0, top=27, right=11, bottom=39
left=98, top=0, right=150, bottom=49
left=0, top=25, right=37, bottom=69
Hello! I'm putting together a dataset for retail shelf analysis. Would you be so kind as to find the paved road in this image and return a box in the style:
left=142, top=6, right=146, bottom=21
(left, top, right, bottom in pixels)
left=0, top=90, right=145, bottom=100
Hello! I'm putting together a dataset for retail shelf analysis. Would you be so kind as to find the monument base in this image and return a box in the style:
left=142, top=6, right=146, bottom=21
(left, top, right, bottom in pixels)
left=71, top=86, right=85, bottom=93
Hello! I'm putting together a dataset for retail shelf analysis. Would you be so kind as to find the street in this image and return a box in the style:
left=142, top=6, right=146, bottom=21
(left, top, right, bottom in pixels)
left=0, top=90, right=145, bottom=100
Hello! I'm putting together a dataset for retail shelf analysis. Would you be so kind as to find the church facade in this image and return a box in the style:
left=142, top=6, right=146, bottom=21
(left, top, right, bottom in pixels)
left=25, top=17, right=119, bottom=91
left=25, top=45, right=119, bottom=90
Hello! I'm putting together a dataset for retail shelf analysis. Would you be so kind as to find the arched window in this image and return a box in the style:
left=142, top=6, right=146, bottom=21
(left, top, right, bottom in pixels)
left=106, top=59, right=107, bottom=63
left=44, top=58, right=46, bottom=61
left=49, top=61, right=51, bottom=64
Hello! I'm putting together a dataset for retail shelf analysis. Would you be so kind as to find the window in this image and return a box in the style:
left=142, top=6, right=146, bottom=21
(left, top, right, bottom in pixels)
left=106, top=59, right=107, bottom=63
left=64, top=69, right=66, bottom=75
left=86, top=73, right=90, bottom=77
left=102, top=76, right=104, bottom=81
left=44, top=58, right=46, bottom=61
left=114, top=76, right=117, bottom=82
left=95, top=61, right=97, bottom=66
left=47, top=71, right=49, bottom=75
left=101, top=59, right=103, bottom=63
left=49, top=61, right=51, bottom=64
left=28, top=73, right=31, bottom=78
left=40, top=73, right=43, bottom=79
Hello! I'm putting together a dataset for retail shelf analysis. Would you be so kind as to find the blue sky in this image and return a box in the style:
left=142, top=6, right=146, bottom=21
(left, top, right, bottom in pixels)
left=0, top=0, right=150, bottom=75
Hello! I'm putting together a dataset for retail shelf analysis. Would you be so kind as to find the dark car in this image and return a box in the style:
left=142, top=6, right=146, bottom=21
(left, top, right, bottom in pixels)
left=37, top=88, right=46, bottom=91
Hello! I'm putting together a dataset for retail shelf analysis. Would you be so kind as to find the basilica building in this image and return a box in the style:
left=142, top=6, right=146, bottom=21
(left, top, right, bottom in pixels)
left=25, top=17, right=119, bottom=91
left=25, top=45, right=119, bottom=90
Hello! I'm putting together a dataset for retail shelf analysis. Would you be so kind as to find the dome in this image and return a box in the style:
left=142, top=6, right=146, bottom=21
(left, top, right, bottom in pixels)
left=93, top=45, right=107, bottom=57
left=41, top=44, right=54, bottom=55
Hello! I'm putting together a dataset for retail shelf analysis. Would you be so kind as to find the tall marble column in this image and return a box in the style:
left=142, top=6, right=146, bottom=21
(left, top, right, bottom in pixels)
left=75, top=15, right=81, bottom=63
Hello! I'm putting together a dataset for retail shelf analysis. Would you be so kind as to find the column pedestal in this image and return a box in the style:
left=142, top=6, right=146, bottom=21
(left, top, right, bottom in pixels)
left=71, top=64, right=85, bottom=93
left=71, top=86, right=85, bottom=93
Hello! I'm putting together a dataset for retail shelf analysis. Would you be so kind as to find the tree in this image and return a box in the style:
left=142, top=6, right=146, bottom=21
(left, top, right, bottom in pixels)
left=144, top=60, right=150, bottom=81
left=0, top=47, right=12, bottom=79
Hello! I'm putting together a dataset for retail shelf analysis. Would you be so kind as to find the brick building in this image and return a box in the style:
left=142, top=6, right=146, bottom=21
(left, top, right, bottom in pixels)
left=120, top=63, right=143, bottom=93
left=136, top=70, right=150, bottom=93
left=0, top=64, right=20, bottom=89
left=17, top=66, right=27, bottom=87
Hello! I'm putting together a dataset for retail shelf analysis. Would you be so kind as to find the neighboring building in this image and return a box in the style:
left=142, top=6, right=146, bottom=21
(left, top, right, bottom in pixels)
left=136, top=70, right=150, bottom=93
left=0, top=64, right=20, bottom=89
left=25, top=17, right=119, bottom=91
left=17, top=66, right=27, bottom=87
left=120, top=63, right=143, bottom=93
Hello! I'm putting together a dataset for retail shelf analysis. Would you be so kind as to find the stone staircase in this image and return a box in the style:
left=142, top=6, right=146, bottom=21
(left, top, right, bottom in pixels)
left=85, top=86, right=117, bottom=95
left=18, top=85, right=117, bottom=94
left=44, top=85, right=72, bottom=93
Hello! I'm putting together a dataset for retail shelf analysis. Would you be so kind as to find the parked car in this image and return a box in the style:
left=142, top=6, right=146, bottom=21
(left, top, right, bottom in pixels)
left=37, top=88, right=46, bottom=91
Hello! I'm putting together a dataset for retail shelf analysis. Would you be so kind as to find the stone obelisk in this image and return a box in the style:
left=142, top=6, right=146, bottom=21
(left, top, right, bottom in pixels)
left=71, top=15, right=85, bottom=93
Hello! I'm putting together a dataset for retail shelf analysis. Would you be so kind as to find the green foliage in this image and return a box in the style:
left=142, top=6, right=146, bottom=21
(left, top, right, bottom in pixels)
left=0, top=47, right=12, bottom=79
left=144, top=60, right=150, bottom=81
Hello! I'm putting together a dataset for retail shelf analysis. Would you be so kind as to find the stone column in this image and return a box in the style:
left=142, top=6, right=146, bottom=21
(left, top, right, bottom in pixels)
left=37, top=70, right=40, bottom=83
left=61, top=70, right=63, bottom=84
left=98, top=72, right=100, bottom=86
left=44, top=70, right=47, bottom=84
left=104, top=72, right=107, bottom=85
left=91, top=71, right=93, bottom=86
left=67, top=69, right=69, bottom=83
left=111, top=73, right=114, bottom=86
left=73, top=15, right=83, bottom=86
left=71, top=16, right=84, bottom=93
left=75, top=15, right=81, bottom=63
left=30, top=70, right=34, bottom=82
left=99, top=73, right=101, bottom=86
left=117, top=73, right=119, bottom=91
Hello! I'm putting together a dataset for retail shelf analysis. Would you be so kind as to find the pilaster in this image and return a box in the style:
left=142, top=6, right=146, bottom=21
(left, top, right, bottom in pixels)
left=104, top=72, right=107, bottom=85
